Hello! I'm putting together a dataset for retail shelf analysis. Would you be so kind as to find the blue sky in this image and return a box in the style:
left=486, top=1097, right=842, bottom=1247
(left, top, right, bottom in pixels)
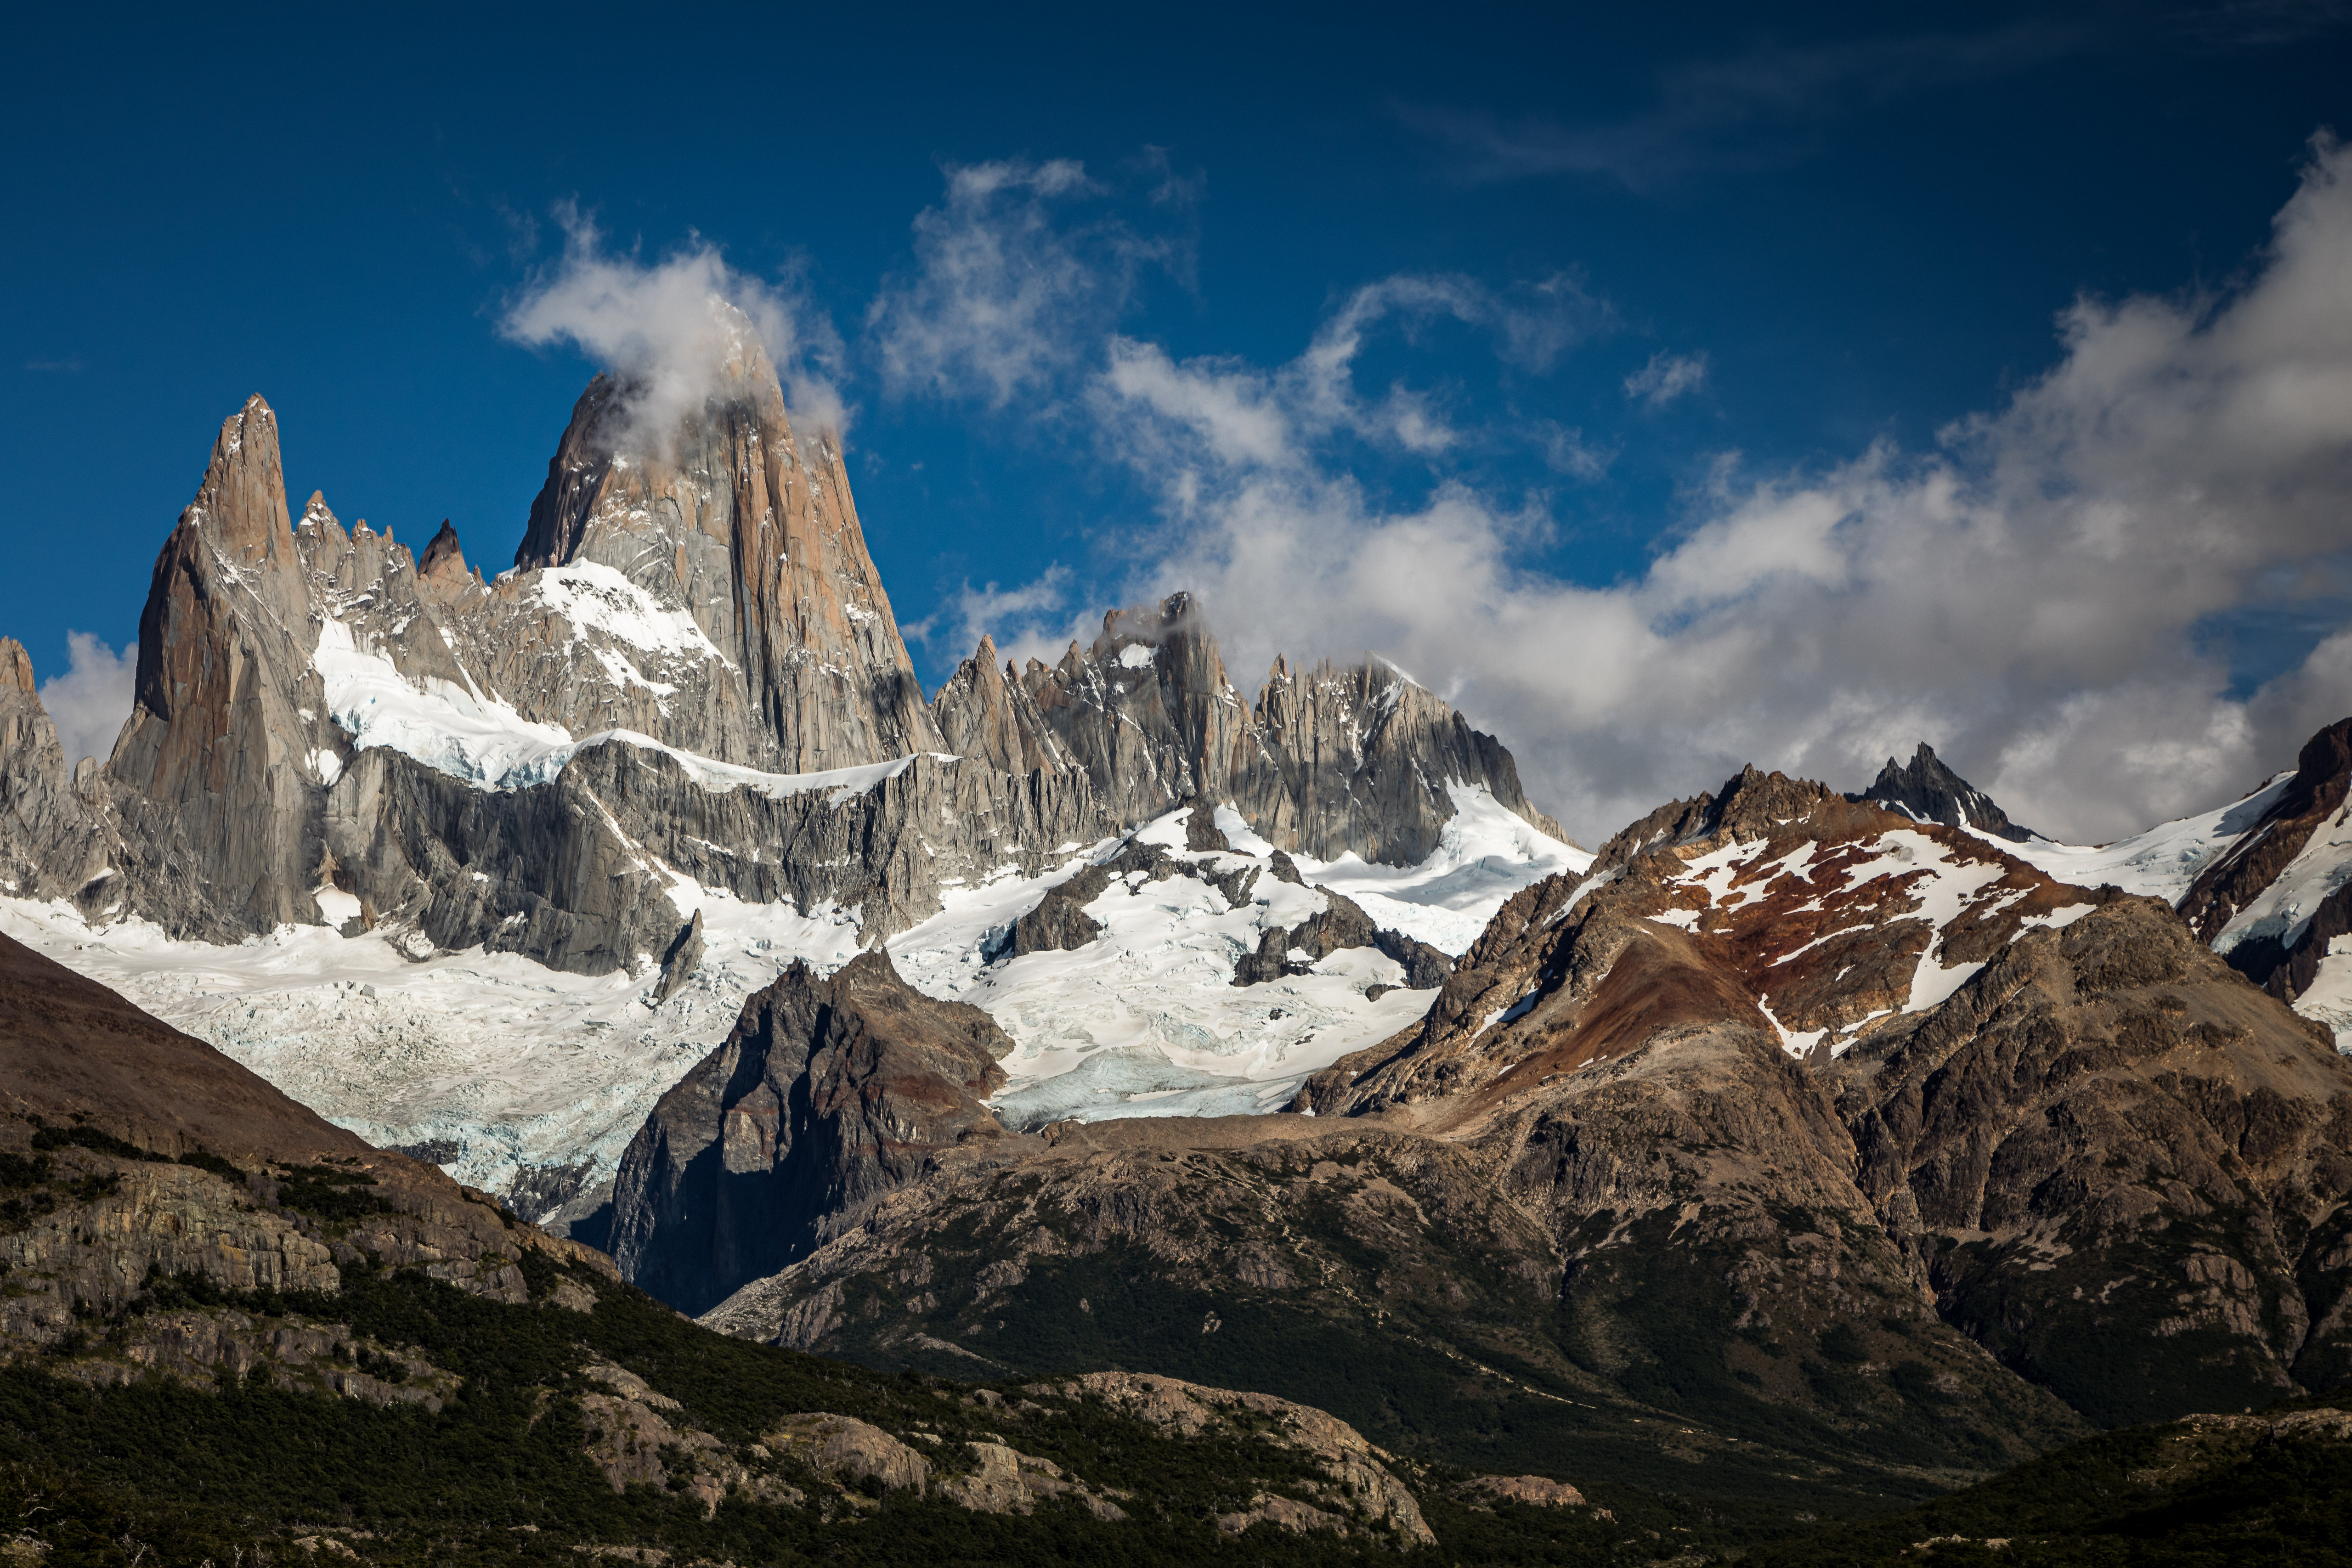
left=6, top=1, right=2352, bottom=840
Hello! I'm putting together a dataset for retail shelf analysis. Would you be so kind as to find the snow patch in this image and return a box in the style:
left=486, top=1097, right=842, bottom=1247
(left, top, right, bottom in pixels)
left=532, top=562, right=729, bottom=665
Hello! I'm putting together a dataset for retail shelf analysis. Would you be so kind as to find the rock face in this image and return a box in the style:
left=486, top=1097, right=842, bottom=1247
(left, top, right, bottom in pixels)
left=108, top=397, right=342, bottom=939
left=512, top=319, right=939, bottom=773
left=0, top=927, right=606, bottom=1368
left=1850, top=742, right=2035, bottom=842
left=605, top=950, right=1014, bottom=1315
left=930, top=592, right=1565, bottom=867
left=2180, top=719, right=2352, bottom=945
left=2174, top=717, right=2352, bottom=1005
left=1039, top=1371, right=1428, bottom=1542
left=1834, top=897, right=2352, bottom=1421
left=693, top=760, right=2352, bottom=1493
left=0, top=638, right=114, bottom=910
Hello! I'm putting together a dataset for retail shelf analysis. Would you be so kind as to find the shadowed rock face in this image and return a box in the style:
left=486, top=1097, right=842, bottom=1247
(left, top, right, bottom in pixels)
left=1849, top=742, right=2035, bottom=843
left=2180, top=719, right=2352, bottom=946
left=606, top=949, right=1014, bottom=1316
left=1834, top=897, right=2352, bottom=1422
left=2173, top=717, right=2352, bottom=1005
left=0, top=638, right=115, bottom=913
left=107, top=397, right=344, bottom=939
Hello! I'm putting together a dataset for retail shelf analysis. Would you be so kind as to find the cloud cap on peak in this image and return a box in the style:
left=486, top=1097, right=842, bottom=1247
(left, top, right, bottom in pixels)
left=501, top=209, right=845, bottom=455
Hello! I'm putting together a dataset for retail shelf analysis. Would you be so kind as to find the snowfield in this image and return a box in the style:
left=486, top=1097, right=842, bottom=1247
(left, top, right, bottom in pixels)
left=0, top=783, right=1587, bottom=1217
left=1990, top=770, right=2291, bottom=903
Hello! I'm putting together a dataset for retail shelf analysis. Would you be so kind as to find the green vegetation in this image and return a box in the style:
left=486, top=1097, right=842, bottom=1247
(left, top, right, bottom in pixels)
left=0, top=1252, right=1768, bottom=1567
left=271, top=1161, right=396, bottom=1223
left=1752, top=1394, right=2352, bottom=1565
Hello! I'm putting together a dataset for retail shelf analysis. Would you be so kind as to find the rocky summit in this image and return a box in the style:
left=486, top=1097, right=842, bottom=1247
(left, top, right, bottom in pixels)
left=8, top=374, right=2352, bottom=1565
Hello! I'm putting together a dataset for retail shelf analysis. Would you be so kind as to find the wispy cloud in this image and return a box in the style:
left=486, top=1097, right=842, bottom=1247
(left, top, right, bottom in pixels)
left=1625, top=350, right=1708, bottom=407
left=1403, top=23, right=2080, bottom=191
left=39, top=632, right=135, bottom=768
left=905, top=564, right=1085, bottom=669
left=866, top=158, right=1194, bottom=409
left=23, top=358, right=82, bottom=373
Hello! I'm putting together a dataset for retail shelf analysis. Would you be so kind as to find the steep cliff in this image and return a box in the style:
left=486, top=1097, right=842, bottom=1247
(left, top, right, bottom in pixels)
left=106, top=397, right=342, bottom=939
left=512, top=316, right=939, bottom=772
left=0, top=640, right=113, bottom=911
left=939, top=592, right=1566, bottom=865
left=606, top=950, right=1014, bottom=1314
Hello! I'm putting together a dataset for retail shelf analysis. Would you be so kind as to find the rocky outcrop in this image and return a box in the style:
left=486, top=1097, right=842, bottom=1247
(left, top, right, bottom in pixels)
left=107, top=397, right=341, bottom=939
left=1459, top=1475, right=1588, bottom=1508
left=0, top=927, right=608, bottom=1373
left=1850, top=742, right=2035, bottom=842
left=2179, top=719, right=2352, bottom=945
left=325, top=737, right=1103, bottom=971
left=1832, top=897, right=2352, bottom=1421
left=928, top=635, right=1071, bottom=777
left=1038, top=1370, right=1427, bottom=1542
left=951, top=593, right=1565, bottom=866
left=764, top=1413, right=931, bottom=1495
left=2171, top=716, right=2352, bottom=1005
left=514, top=317, right=939, bottom=773
left=935, top=1440, right=1126, bottom=1520
left=605, top=950, right=1014, bottom=1314
left=651, top=910, right=705, bottom=1004
left=0, top=639, right=114, bottom=910
left=579, top=1367, right=804, bottom=1516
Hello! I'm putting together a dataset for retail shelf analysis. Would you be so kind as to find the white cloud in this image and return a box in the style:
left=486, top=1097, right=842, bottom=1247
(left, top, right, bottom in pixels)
left=867, top=159, right=1185, bottom=408
left=905, top=565, right=1088, bottom=674
left=1085, top=135, right=2352, bottom=845
left=1624, top=350, right=1708, bottom=407
left=501, top=208, right=845, bottom=449
left=39, top=632, right=135, bottom=769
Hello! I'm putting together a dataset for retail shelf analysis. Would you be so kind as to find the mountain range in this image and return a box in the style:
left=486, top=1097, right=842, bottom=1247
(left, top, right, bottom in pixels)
left=5, top=355, right=2352, bottom=1562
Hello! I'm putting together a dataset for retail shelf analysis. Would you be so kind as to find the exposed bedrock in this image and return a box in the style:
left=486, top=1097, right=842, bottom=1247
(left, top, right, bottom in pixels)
left=931, top=592, right=1566, bottom=866
left=1848, top=741, right=2036, bottom=842
left=325, top=741, right=1105, bottom=973
left=605, top=949, right=1013, bottom=1315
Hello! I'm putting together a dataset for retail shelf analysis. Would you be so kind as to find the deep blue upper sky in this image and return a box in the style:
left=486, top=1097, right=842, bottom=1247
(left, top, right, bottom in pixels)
left=6, top=0, right=2350, bottom=833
